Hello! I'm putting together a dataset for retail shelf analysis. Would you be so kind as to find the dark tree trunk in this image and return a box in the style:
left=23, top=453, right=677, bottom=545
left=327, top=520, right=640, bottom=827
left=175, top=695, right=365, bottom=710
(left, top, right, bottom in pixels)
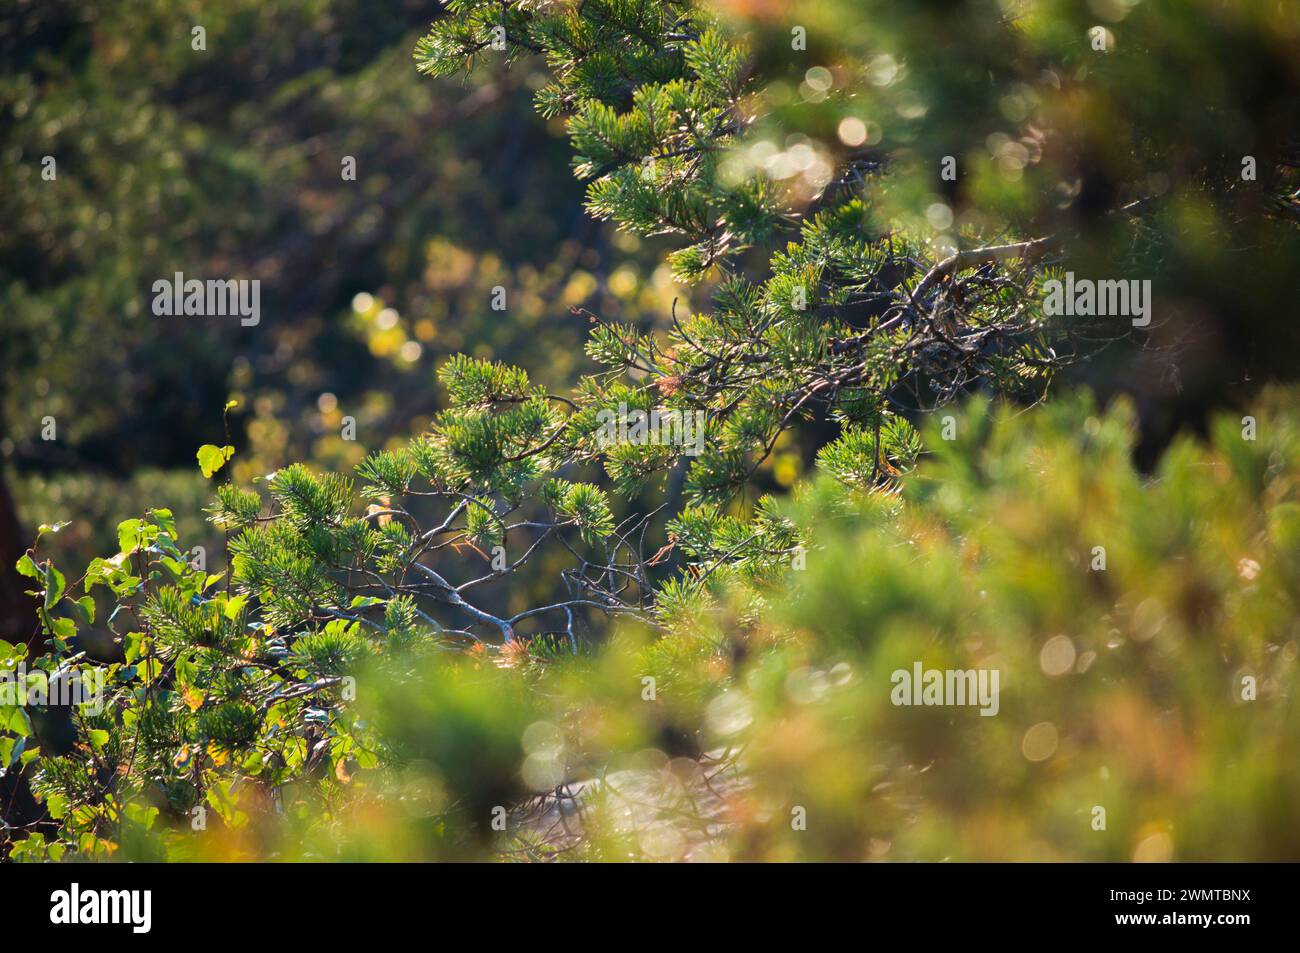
left=0, top=401, right=37, bottom=651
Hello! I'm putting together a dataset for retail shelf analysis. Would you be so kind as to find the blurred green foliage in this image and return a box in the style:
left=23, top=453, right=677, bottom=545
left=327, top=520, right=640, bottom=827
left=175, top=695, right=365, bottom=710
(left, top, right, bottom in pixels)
left=718, top=0, right=1300, bottom=426
left=5, top=389, right=1295, bottom=861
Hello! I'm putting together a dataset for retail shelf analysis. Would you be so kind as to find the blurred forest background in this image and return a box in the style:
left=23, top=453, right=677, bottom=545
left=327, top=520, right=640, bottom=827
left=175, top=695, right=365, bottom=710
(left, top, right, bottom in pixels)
left=1, top=0, right=683, bottom=644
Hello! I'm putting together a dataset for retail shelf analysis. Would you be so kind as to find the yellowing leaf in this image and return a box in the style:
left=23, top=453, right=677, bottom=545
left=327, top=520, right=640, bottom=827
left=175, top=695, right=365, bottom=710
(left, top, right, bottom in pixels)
left=181, top=685, right=206, bottom=712
left=197, top=444, right=235, bottom=478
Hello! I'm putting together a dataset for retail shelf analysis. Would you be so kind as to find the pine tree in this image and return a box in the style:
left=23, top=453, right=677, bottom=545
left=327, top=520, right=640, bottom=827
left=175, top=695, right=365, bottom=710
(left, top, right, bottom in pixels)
left=410, top=0, right=1077, bottom=574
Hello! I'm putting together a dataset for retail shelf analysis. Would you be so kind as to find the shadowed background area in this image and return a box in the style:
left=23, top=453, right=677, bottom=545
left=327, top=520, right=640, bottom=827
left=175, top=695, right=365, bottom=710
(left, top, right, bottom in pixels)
left=0, top=0, right=682, bottom=645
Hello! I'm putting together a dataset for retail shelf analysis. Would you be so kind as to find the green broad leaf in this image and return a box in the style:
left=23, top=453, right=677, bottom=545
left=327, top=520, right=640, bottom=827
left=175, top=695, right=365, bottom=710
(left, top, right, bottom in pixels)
left=8, top=735, right=27, bottom=766
left=174, top=653, right=198, bottom=684
left=123, top=632, right=146, bottom=664
left=15, top=553, right=41, bottom=580
left=117, top=518, right=143, bottom=555
left=160, top=556, right=188, bottom=582
left=349, top=595, right=384, bottom=608
left=149, top=507, right=176, bottom=536
left=86, top=728, right=110, bottom=750
left=222, top=594, right=246, bottom=620
left=206, top=778, right=249, bottom=829
left=7, top=834, right=42, bottom=861
left=83, top=557, right=113, bottom=591
left=37, top=521, right=70, bottom=537
left=197, top=444, right=235, bottom=478
left=48, top=616, right=76, bottom=647
left=44, top=793, right=68, bottom=820
left=43, top=563, right=65, bottom=610
left=4, top=706, right=32, bottom=738
left=123, top=801, right=159, bottom=831
left=111, top=575, right=142, bottom=598
left=74, top=596, right=95, bottom=625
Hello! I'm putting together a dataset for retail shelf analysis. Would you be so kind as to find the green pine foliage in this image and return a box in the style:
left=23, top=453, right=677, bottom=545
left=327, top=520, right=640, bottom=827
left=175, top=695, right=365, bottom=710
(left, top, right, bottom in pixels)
left=415, top=2, right=1069, bottom=525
